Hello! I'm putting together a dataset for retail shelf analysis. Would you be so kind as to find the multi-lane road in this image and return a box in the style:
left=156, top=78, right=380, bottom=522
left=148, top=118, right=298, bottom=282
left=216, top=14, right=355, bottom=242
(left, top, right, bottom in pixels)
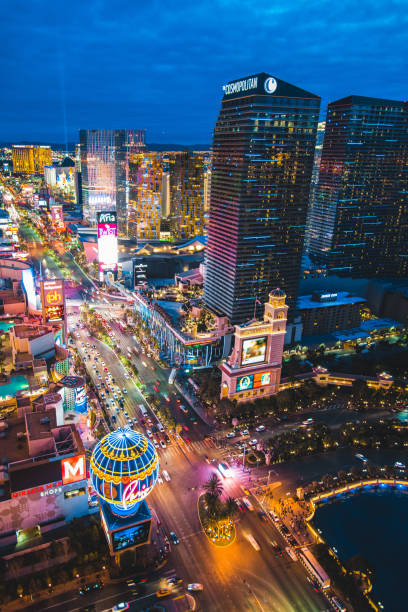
left=66, top=305, right=329, bottom=612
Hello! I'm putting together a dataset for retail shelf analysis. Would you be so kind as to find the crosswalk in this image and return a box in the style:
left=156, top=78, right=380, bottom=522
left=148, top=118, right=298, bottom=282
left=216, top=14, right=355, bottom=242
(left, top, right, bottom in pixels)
left=160, top=438, right=216, bottom=459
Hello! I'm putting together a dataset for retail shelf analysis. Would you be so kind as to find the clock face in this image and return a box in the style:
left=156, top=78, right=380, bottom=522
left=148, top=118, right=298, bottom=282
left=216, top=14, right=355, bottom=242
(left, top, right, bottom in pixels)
left=264, top=77, right=278, bottom=94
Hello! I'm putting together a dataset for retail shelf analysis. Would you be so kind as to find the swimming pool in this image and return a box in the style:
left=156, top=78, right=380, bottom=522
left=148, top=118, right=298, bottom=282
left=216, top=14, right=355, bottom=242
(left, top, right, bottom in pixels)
left=0, top=375, right=29, bottom=399
left=0, top=321, right=15, bottom=333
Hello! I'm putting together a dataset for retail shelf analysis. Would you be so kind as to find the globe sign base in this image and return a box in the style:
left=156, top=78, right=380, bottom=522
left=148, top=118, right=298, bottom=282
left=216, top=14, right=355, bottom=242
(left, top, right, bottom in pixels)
left=99, top=497, right=153, bottom=556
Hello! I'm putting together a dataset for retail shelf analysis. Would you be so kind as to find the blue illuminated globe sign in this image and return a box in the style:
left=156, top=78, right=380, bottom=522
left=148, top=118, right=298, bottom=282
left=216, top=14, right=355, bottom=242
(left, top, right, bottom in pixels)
left=90, top=428, right=159, bottom=517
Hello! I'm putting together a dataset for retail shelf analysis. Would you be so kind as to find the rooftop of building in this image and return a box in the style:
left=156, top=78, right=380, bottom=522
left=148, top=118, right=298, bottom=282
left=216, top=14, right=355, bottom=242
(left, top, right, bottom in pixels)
left=10, top=324, right=53, bottom=341
left=297, top=291, right=366, bottom=310
left=0, top=411, right=84, bottom=501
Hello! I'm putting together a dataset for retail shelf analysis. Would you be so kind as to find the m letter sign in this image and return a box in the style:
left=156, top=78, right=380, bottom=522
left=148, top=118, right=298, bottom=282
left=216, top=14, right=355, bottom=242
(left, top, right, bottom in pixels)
left=61, top=455, right=86, bottom=485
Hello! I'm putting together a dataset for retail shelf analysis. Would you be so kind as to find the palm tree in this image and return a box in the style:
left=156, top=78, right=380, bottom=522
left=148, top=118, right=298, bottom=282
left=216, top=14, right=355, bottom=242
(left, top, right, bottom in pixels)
left=203, top=473, right=223, bottom=498
left=223, top=496, right=238, bottom=520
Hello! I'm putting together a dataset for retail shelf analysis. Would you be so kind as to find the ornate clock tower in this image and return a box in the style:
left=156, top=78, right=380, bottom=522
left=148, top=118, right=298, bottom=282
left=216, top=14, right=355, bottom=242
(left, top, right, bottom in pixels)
left=220, top=289, right=288, bottom=402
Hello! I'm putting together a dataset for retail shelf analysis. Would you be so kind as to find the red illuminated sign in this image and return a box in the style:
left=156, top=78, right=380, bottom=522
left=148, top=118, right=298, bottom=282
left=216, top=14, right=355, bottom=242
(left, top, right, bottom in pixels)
left=12, top=481, right=62, bottom=498
left=61, top=454, right=86, bottom=485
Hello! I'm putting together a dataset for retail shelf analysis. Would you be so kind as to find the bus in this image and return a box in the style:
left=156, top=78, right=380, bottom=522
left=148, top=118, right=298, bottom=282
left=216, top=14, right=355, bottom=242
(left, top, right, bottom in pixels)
left=299, top=547, right=330, bottom=590
left=242, top=497, right=254, bottom=511
left=168, top=368, right=177, bottom=385
left=138, top=404, right=148, bottom=417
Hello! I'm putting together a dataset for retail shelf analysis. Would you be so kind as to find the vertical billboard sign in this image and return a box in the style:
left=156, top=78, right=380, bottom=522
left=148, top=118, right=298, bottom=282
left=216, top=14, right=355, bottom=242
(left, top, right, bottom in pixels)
left=50, top=204, right=65, bottom=232
left=97, top=211, right=118, bottom=281
left=41, top=279, right=65, bottom=323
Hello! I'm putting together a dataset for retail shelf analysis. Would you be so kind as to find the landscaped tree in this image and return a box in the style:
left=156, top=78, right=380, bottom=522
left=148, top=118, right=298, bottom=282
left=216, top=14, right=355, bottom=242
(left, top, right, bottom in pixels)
left=203, top=473, right=223, bottom=498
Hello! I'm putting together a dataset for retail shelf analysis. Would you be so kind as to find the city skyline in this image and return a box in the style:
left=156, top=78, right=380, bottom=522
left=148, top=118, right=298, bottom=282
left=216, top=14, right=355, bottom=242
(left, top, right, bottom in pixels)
left=1, top=0, right=407, bottom=143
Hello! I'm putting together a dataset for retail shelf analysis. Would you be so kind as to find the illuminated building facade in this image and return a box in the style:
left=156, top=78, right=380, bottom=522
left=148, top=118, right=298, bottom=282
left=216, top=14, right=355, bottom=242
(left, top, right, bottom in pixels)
left=79, top=129, right=144, bottom=232
left=308, top=96, right=408, bottom=277
left=44, top=156, right=78, bottom=202
left=12, top=145, right=52, bottom=174
left=169, top=152, right=207, bottom=240
left=128, top=152, right=163, bottom=240
left=90, top=428, right=159, bottom=561
left=220, top=289, right=288, bottom=402
left=204, top=73, right=320, bottom=324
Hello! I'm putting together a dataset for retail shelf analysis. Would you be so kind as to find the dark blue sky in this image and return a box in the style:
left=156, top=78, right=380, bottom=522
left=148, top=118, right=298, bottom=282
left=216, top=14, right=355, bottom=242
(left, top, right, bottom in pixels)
left=2, top=0, right=406, bottom=144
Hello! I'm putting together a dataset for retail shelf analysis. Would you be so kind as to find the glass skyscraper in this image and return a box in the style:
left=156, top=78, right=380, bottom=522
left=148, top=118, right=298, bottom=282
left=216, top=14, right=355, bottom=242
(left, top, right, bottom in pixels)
left=79, top=129, right=144, bottom=232
left=204, top=73, right=320, bottom=324
left=308, top=95, right=408, bottom=277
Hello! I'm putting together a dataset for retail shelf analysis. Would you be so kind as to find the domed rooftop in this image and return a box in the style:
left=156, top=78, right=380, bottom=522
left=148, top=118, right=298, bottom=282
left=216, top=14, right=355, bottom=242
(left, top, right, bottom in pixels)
left=60, top=156, right=75, bottom=167
left=270, top=287, right=286, bottom=298
left=90, top=428, right=158, bottom=486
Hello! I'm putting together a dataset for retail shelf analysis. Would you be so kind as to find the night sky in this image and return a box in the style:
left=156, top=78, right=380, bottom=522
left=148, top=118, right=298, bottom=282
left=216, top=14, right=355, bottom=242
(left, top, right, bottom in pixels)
left=2, top=0, right=406, bottom=145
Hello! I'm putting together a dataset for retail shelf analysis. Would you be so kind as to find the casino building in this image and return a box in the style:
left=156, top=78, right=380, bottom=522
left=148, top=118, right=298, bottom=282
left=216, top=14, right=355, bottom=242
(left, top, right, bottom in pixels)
left=220, top=289, right=288, bottom=402
left=0, top=408, right=88, bottom=549
left=90, top=428, right=159, bottom=564
left=204, top=72, right=320, bottom=324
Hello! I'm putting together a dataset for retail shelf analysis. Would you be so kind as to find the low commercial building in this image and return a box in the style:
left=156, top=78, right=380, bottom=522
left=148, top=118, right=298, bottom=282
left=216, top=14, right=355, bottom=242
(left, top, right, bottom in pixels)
left=298, top=291, right=365, bottom=336
left=0, top=408, right=89, bottom=549
left=10, top=323, right=56, bottom=364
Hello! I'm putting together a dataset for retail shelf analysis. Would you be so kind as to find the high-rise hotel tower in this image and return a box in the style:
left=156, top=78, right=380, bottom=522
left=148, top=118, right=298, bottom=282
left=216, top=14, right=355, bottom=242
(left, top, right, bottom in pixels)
left=79, top=129, right=145, bottom=232
left=204, top=73, right=320, bottom=324
left=308, top=96, right=408, bottom=277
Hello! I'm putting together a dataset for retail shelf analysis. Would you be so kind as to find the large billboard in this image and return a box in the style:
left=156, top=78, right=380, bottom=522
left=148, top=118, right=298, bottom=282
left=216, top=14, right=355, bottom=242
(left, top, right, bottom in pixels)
left=241, top=336, right=267, bottom=366
left=41, top=279, right=65, bottom=323
left=50, top=204, right=65, bottom=232
left=236, top=371, right=271, bottom=392
left=61, top=454, right=86, bottom=485
left=97, top=211, right=118, bottom=280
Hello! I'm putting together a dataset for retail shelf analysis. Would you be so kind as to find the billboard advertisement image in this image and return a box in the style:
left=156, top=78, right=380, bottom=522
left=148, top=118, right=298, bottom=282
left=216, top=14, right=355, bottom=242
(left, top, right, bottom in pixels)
left=236, top=374, right=253, bottom=391
left=97, top=211, right=118, bottom=280
left=241, top=336, right=267, bottom=366
left=41, top=279, right=65, bottom=323
left=50, top=204, right=65, bottom=232
left=236, top=370, right=271, bottom=392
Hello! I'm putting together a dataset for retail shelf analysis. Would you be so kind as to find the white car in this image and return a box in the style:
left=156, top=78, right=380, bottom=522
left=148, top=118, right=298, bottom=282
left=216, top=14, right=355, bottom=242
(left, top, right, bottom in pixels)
left=255, top=425, right=265, bottom=432
left=157, top=475, right=164, bottom=484
left=146, top=430, right=153, bottom=438
left=226, top=432, right=235, bottom=439
left=162, top=470, right=171, bottom=482
left=249, top=439, right=258, bottom=446
left=187, top=583, right=203, bottom=591
left=123, top=388, right=127, bottom=394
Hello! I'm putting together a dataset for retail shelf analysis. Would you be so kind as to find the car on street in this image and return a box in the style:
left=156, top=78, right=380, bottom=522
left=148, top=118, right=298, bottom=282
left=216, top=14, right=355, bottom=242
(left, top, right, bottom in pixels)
left=163, top=470, right=171, bottom=481
left=187, top=583, right=203, bottom=591
left=167, top=576, right=183, bottom=585
left=226, top=432, right=235, bottom=438
left=123, top=388, right=127, bottom=394
left=255, top=425, right=266, bottom=432
left=249, top=439, right=258, bottom=446
left=355, top=453, right=368, bottom=462
left=157, top=475, right=163, bottom=484
left=169, top=531, right=179, bottom=544
left=153, top=439, right=159, bottom=448
left=160, top=440, right=166, bottom=449
left=395, top=461, right=406, bottom=469
left=183, top=424, right=189, bottom=431
left=146, top=430, right=152, bottom=438
left=113, top=603, right=129, bottom=611
left=241, top=429, right=249, bottom=436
